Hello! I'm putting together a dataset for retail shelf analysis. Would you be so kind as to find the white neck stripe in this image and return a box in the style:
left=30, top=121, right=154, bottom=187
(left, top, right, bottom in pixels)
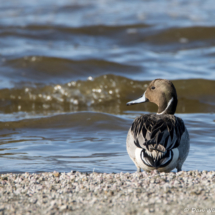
left=157, top=97, right=173, bottom=115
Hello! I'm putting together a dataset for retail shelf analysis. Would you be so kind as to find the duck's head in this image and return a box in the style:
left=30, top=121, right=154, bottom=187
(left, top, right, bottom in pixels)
left=127, top=79, right=178, bottom=114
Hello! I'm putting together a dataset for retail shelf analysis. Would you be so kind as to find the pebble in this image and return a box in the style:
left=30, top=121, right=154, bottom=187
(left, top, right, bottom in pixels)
left=53, top=172, right=60, bottom=177
left=0, top=170, right=214, bottom=214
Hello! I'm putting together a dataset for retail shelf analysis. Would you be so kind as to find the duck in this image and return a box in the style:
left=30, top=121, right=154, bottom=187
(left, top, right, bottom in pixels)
left=126, top=79, right=189, bottom=173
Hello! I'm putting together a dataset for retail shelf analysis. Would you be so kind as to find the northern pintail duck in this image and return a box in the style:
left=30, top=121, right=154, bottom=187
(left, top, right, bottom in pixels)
left=126, top=79, right=189, bottom=172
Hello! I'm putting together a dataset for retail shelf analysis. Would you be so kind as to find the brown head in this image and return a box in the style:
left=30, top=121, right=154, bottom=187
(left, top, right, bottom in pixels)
left=127, top=79, right=178, bottom=114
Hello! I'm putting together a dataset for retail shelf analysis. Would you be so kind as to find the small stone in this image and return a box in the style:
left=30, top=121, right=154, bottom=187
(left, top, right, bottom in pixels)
left=53, top=172, right=60, bottom=177
left=59, top=205, right=68, bottom=211
left=0, top=207, right=5, bottom=212
left=1, top=176, right=8, bottom=180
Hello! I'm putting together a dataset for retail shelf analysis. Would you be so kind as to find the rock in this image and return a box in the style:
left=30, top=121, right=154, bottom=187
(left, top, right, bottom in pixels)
left=59, top=205, right=68, bottom=211
left=53, top=172, right=60, bottom=177
left=1, top=176, right=8, bottom=180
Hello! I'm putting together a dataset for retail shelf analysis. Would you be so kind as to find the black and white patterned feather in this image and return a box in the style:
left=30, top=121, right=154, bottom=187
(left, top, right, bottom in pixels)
left=131, top=114, right=185, bottom=167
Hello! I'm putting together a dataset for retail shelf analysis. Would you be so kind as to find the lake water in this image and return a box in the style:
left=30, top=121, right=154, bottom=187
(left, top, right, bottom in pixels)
left=0, top=0, right=215, bottom=173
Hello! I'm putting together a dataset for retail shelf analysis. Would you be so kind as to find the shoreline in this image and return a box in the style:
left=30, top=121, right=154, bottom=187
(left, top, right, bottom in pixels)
left=0, top=170, right=214, bottom=214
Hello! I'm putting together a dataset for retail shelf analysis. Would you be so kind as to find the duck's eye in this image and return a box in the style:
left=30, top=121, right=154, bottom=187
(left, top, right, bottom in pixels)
left=151, top=86, right=155, bottom=90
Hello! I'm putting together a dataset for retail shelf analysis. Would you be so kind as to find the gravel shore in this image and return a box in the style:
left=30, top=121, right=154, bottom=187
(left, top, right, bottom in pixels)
left=0, top=170, right=214, bottom=214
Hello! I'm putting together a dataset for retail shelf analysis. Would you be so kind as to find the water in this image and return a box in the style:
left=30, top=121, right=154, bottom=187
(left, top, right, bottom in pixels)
left=0, top=0, right=215, bottom=173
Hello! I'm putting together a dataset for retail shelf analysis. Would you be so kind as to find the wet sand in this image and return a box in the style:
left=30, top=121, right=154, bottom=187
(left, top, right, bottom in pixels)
left=0, top=170, right=214, bottom=214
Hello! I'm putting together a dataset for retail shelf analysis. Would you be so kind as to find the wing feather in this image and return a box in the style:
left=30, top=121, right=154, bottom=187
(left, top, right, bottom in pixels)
left=131, top=114, right=185, bottom=151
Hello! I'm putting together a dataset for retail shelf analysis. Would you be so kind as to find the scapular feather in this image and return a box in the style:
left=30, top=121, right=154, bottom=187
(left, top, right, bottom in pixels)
left=131, top=114, right=185, bottom=164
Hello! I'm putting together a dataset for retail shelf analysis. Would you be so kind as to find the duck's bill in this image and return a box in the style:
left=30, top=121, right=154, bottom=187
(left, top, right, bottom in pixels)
left=126, top=92, right=149, bottom=106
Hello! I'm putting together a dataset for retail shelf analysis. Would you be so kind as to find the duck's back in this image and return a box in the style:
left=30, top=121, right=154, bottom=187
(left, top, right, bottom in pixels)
left=131, top=114, right=185, bottom=150
left=126, top=114, right=189, bottom=172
